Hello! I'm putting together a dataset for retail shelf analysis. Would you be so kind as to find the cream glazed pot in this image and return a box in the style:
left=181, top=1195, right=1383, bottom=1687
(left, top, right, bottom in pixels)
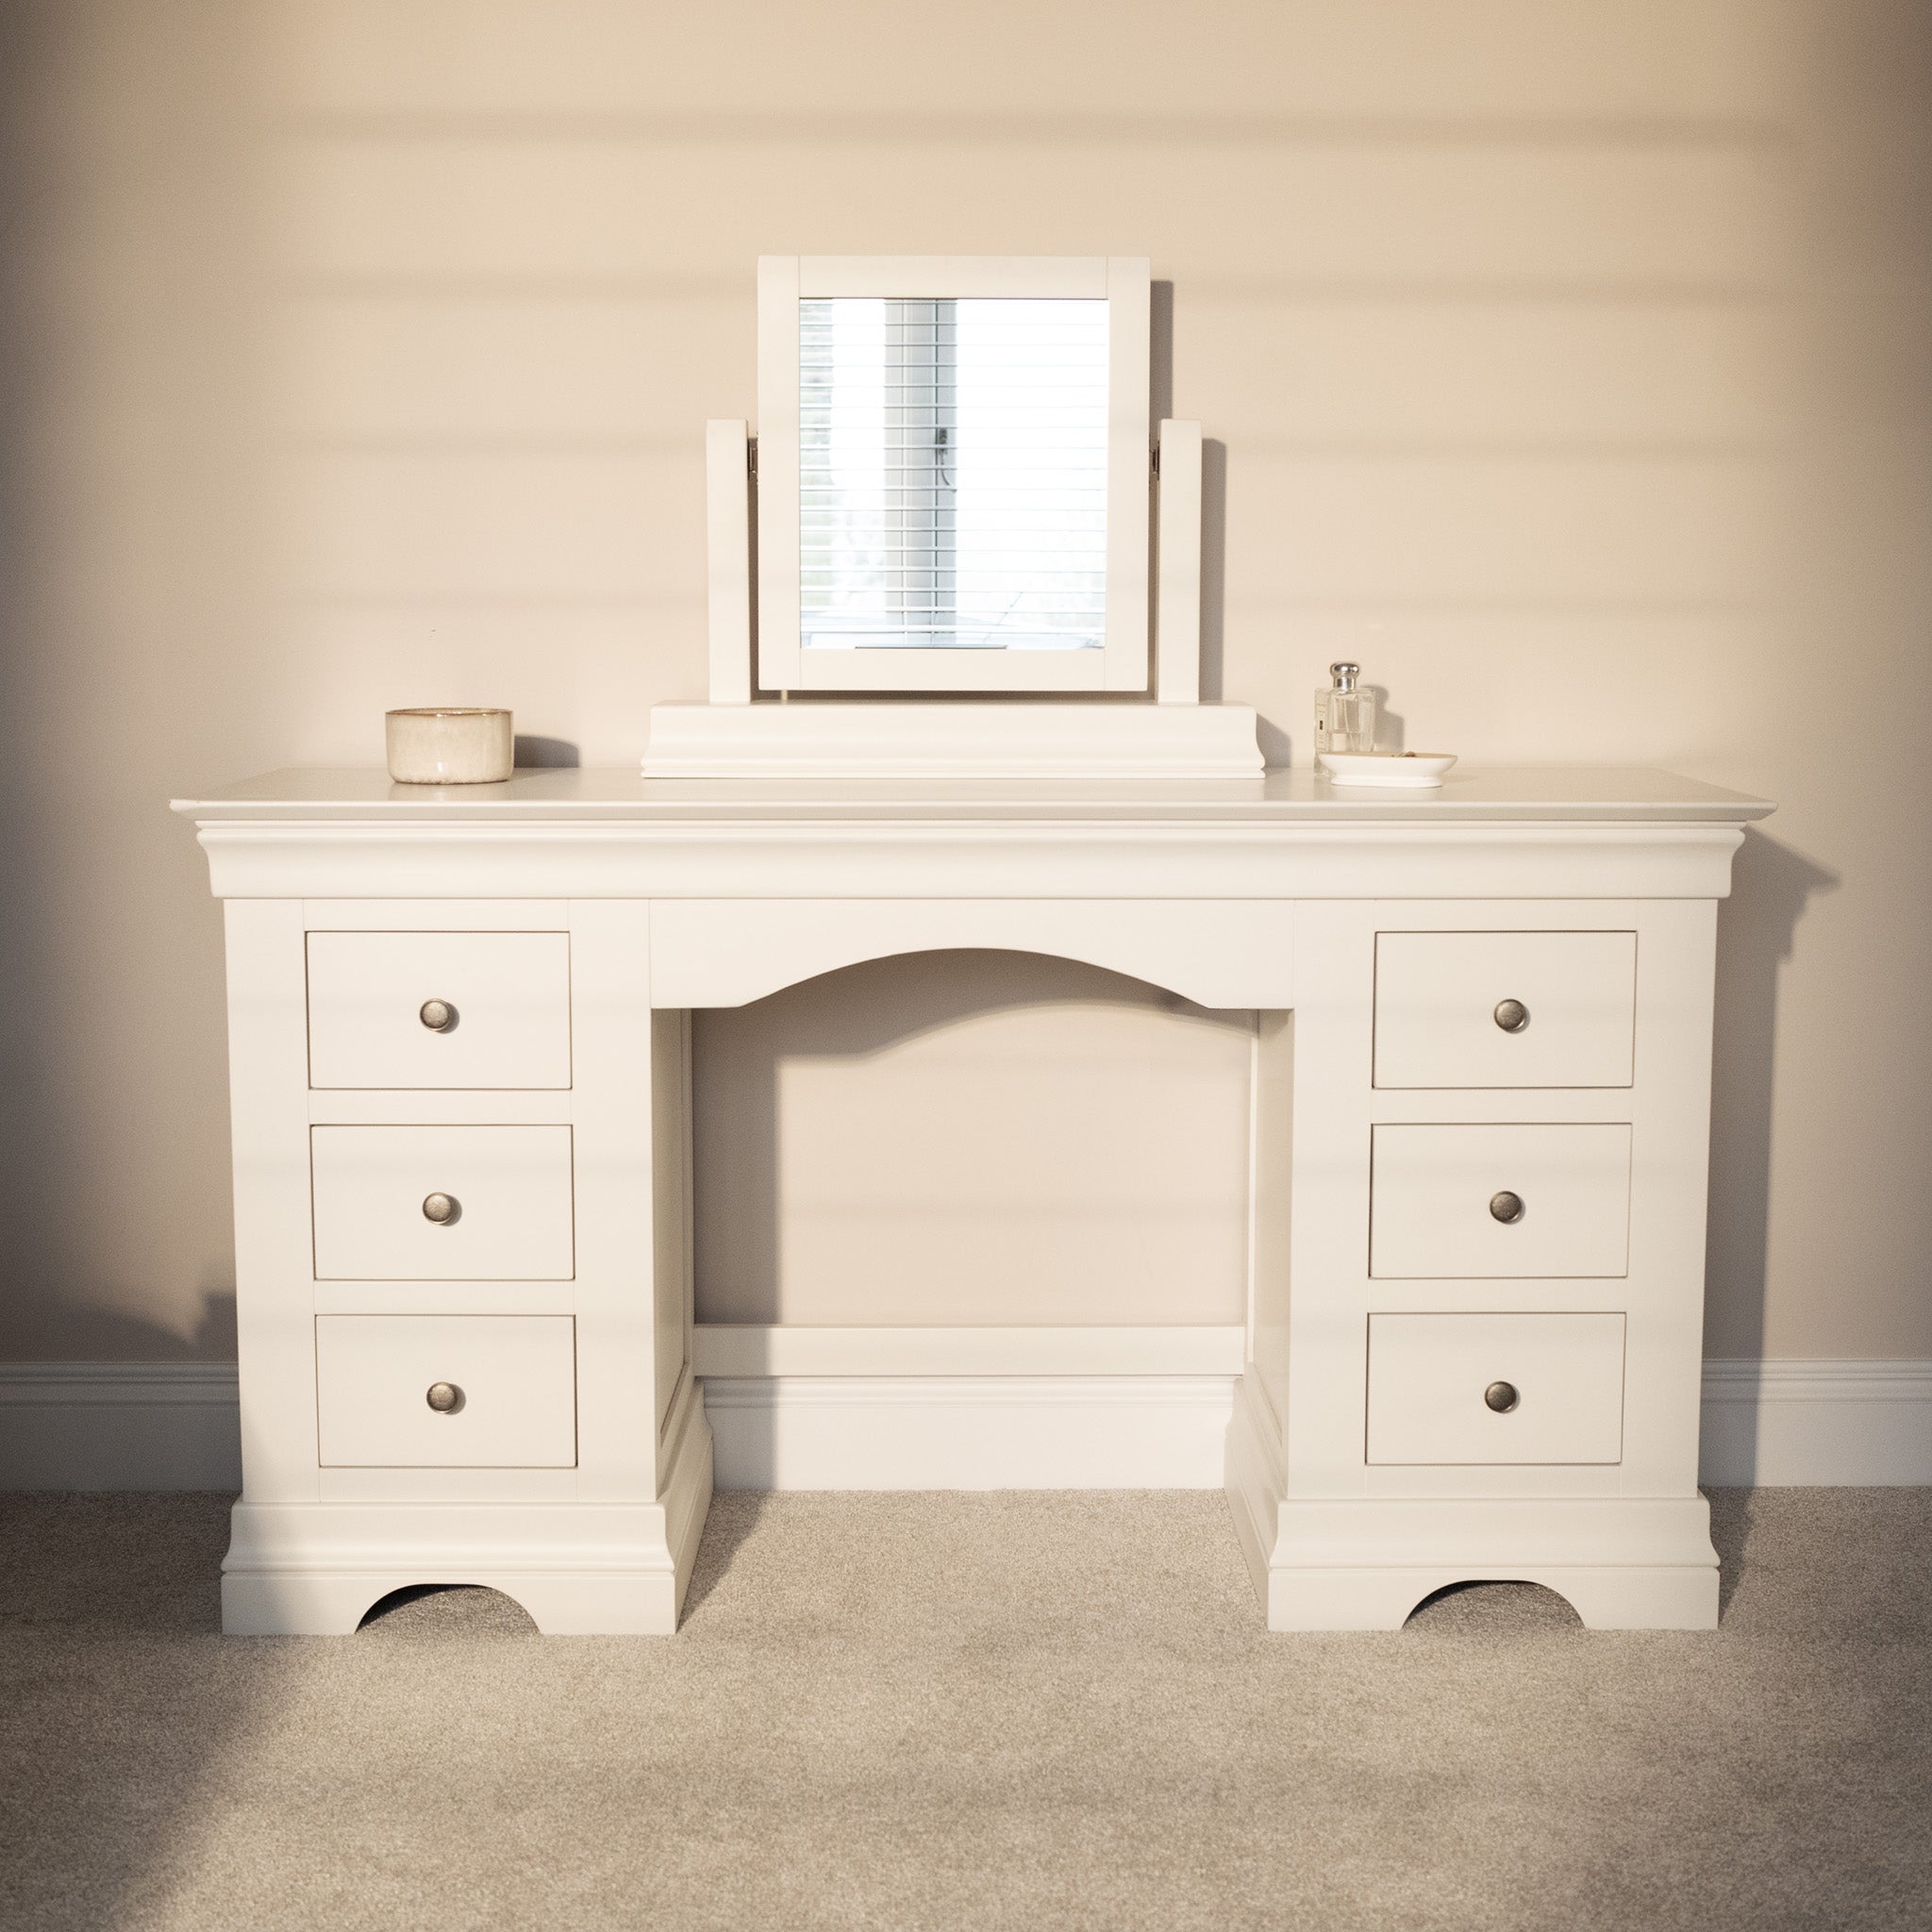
left=386, top=708, right=513, bottom=784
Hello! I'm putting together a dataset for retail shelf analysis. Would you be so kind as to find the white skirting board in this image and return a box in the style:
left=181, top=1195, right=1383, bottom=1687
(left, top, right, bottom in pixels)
left=1696, top=1359, right=1932, bottom=1485
left=704, top=1375, right=1238, bottom=1490
left=3, top=1357, right=1929, bottom=1491
left=0, top=1362, right=245, bottom=1491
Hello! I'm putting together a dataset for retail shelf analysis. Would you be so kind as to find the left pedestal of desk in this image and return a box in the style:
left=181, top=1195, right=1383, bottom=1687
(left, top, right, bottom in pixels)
left=211, top=892, right=710, bottom=1636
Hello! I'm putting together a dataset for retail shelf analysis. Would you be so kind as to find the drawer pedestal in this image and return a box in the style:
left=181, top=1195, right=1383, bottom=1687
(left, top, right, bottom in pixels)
left=1230, top=898, right=1731, bottom=1629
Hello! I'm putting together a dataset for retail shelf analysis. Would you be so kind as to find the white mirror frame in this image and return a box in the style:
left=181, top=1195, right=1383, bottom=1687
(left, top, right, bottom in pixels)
left=755, top=255, right=1152, bottom=694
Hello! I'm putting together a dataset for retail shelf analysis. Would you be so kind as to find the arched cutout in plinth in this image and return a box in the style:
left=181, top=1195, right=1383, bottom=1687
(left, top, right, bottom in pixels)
left=693, top=949, right=1256, bottom=1327
left=357, top=1583, right=539, bottom=1634
left=1404, top=1578, right=1584, bottom=1632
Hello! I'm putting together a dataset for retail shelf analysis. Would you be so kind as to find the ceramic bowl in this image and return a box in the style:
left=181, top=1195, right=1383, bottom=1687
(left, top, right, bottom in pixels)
left=1316, top=751, right=1458, bottom=789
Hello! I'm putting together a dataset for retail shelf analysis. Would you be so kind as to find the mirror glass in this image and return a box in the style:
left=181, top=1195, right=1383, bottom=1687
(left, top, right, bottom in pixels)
left=798, top=297, right=1108, bottom=654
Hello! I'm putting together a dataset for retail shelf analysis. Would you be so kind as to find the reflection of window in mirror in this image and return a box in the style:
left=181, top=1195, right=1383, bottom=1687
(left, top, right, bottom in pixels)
left=758, top=258, right=1151, bottom=694
left=800, top=297, right=1108, bottom=655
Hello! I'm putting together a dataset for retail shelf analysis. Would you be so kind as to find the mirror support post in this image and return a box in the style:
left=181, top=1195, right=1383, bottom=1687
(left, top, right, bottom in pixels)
left=707, top=418, right=754, bottom=705
left=1155, top=419, right=1202, bottom=706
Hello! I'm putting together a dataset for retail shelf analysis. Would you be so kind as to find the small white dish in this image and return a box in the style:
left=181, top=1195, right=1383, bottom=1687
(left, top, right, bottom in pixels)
left=1317, top=751, right=1458, bottom=789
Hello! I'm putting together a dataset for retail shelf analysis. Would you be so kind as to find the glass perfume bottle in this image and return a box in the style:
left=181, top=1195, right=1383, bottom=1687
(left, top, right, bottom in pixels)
left=1314, top=662, right=1377, bottom=756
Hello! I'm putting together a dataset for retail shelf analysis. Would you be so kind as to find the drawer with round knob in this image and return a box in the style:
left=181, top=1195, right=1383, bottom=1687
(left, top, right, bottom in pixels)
left=1369, top=1122, right=1631, bottom=1277
left=315, top=1314, right=577, bottom=1467
left=307, top=931, right=571, bottom=1090
left=1366, top=1311, right=1625, bottom=1464
left=310, top=1124, right=575, bottom=1279
left=1373, top=930, right=1636, bottom=1089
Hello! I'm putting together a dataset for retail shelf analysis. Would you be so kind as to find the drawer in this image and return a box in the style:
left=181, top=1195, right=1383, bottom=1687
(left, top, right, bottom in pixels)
left=308, top=931, right=571, bottom=1090
left=311, top=1125, right=575, bottom=1280
left=1374, top=930, right=1635, bottom=1089
left=1370, top=1123, right=1630, bottom=1278
left=316, top=1314, right=577, bottom=1467
left=1367, top=1312, right=1625, bottom=1463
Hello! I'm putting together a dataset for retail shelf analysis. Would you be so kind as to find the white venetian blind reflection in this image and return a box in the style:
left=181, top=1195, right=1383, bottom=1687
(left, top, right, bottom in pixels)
left=798, top=297, right=1108, bottom=651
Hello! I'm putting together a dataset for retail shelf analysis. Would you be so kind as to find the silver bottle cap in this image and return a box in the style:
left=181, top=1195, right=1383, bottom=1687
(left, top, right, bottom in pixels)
left=1329, top=662, right=1360, bottom=692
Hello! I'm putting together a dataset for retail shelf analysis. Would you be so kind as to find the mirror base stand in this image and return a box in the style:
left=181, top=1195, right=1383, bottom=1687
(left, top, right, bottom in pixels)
left=640, top=700, right=1264, bottom=781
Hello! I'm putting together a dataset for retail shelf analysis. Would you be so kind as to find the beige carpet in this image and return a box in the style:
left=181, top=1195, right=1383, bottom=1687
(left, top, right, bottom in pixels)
left=1, top=1489, right=1927, bottom=1930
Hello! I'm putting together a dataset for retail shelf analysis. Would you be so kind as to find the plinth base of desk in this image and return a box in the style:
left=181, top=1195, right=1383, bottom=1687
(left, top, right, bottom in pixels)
left=1226, top=1379, right=1720, bottom=1632
left=221, top=1417, right=713, bottom=1637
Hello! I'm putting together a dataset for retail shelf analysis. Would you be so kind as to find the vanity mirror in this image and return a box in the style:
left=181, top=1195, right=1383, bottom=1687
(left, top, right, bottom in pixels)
left=756, top=256, right=1151, bottom=693
left=646, top=252, right=1260, bottom=776
left=753, top=257, right=1143, bottom=695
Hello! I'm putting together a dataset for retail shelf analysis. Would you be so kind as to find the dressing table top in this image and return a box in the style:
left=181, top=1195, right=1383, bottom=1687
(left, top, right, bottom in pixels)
left=175, top=765, right=1774, bottom=826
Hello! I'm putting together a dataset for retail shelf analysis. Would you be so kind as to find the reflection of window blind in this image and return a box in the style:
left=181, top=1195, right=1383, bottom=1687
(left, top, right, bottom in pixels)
left=798, top=297, right=1108, bottom=651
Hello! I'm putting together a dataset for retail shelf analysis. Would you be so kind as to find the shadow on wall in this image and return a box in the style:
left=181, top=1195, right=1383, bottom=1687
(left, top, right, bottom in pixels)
left=513, top=735, right=580, bottom=769
left=1155, top=281, right=1232, bottom=713
left=1705, top=829, right=1840, bottom=1398
left=0, top=0, right=273, bottom=1365
left=4, top=1293, right=239, bottom=1370
left=1201, top=437, right=1228, bottom=707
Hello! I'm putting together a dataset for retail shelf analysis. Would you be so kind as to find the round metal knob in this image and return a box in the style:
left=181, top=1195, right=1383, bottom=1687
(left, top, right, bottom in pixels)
left=1489, top=1191, right=1524, bottom=1224
left=1493, top=998, right=1529, bottom=1033
left=419, top=999, right=457, bottom=1032
left=425, top=1381, right=463, bottom=1414
left=422, top=1191, right=459, bottom=1224
left=1484, top=1380, right=1520, bottom=1414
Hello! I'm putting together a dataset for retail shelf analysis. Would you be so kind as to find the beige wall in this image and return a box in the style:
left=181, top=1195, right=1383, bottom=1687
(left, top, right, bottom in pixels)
left=693, top=955, right=1254, bottom=1327
left=2, top=0, right=1927, bottom=1362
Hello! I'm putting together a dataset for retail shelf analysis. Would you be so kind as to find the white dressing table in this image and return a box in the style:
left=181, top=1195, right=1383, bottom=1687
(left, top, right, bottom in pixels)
left=174, top=763, right=1772, bottom=1634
